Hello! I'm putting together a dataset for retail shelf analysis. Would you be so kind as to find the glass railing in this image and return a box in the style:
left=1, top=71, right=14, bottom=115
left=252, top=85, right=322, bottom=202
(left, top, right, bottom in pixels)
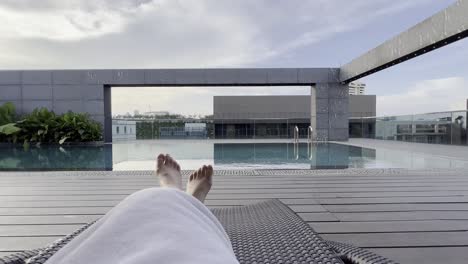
left=113, top=115, right=311, bottom=140
left=349, top=110, right=468, bottom=146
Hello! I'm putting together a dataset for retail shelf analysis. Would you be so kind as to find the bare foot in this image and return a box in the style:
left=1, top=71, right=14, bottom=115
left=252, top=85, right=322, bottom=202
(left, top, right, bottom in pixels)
left=156, top=154, right=182, bottom=189
left=186, top=165, right=213, bottom=203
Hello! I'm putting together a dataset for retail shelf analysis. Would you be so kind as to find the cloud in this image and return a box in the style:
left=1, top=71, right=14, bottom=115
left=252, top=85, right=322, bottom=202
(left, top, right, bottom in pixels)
left=377, top=77, right=468, bottom=116
left=0, top=0, right=436, bottom=69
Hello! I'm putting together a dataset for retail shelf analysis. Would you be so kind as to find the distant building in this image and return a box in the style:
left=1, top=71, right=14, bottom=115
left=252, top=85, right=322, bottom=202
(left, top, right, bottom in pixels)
left=348, top=81, right=366, bottom=95
left=213, top=95, right=376, bottom=139
left=112, top=120, right=136, bottom=141
left=159, top=123, right=207, bottom=139
left=144, top=111, right=170, bottom=116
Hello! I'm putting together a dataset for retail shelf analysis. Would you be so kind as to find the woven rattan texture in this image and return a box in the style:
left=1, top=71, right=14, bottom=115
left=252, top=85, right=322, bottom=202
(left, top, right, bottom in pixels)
left=212, top=199, right=344, bottom=264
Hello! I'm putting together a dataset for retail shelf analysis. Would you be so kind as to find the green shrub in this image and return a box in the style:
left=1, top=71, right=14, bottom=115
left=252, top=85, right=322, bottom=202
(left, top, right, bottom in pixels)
left=0, top=102, right=17, bottom=125
left=0, top=102, right=102, bottom=144
left=0, top=102, right=20, bottom=141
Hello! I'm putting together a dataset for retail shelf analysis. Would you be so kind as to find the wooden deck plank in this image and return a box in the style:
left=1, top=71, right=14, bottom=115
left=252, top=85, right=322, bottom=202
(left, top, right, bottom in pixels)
left=371, top=247, right=468, bottom=264
left=0, top=168, right=467, bottom=260
left=310, top=220, right=468, bottom=234
left=322, top=231, right=468, bottom=247
left=0, top=225, right=83, bottom=236
left=324, top=203, right=468, bottom=212
left=330, top=211, right=468, bottom=222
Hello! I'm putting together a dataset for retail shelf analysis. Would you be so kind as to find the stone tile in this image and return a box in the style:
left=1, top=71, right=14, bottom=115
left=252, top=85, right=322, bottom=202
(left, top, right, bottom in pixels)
left=328, top=128, right=348, bottom=141
left=328, top=83, right=349, bottom=99
left=174, top=69, right=205, bottom=85
left=22, top=100, right=53, bottom=113
left=144, top=70, right=175, bottom=85
left=327, top=68, right=341, bottom=82
left=329, top=99, right=349, bottom=114
left=315, top=99, right=329, bottom=114
left=0, top=86, right=21, bottom=100
left=112, top=70, right=145, bottom=85
left=315, top=129, right=329, bottom=141
left=81, top=85, right=104, bottom=100
left=52, top=71, right=83, bottom=85
left=205, top=69, right=239, bottom=84
left=84, top=100, right=104, bottom=115
left=314, top=83, right=329, bottom=99
left=22, top=85, right=53, bottom=100
left=54, top=100, right=83, bottom=114
left=22, top=71, right=52, bottom=84
left=298, top=68, right=330, bottom=84
left=83, top=70, right=113, bottom=85
left=90, top=115, right=105, bottom=126
left=267, top=68, right=298, bottom=83
left=316, top=114, right=330, bottom=129
left=238, top=69, right=268, bottom=84
left=329, top=113, right=349, bottom=129
left=53, top=85, right=82, bottom=100
left=0, top=71, right=21, bottom=85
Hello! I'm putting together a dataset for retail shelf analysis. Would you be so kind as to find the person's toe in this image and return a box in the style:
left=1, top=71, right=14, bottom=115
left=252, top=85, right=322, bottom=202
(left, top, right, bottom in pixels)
left=157, top=154, right=165, bottom=170
left=165, top=154, right=172, bottom=165
left=207, top=165, right=213, bottom=175
left=176, top=163, right=180, bottom=171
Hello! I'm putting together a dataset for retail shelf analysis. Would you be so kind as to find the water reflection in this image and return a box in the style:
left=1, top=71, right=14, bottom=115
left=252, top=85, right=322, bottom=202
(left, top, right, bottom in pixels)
left=1, top=141, right=468, bottom=171
left=0, top=144, right=112, bottom=171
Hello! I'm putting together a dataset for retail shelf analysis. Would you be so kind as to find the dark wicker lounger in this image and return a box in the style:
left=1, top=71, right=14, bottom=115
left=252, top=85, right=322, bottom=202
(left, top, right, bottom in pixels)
left=0, top=200, right=398, bottom=264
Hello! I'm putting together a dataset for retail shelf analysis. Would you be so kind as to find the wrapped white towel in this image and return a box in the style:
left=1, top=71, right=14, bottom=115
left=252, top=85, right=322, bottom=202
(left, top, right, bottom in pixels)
left=45, top=188, right=239, bottom=264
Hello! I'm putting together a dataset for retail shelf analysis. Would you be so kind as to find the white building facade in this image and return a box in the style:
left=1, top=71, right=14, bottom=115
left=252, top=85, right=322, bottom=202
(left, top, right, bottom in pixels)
left=112, top=120, right=137, bottom=141
left=348, top=81, right=366, bottom=95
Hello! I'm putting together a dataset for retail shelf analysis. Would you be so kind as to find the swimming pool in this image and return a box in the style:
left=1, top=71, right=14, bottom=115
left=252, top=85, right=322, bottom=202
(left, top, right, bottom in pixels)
left=1, top=140, right=468, bottom=171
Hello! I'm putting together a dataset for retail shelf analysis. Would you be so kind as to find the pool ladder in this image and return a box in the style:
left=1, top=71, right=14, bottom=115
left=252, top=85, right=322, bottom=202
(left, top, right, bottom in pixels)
left=293, top=126, right=299, bottom=143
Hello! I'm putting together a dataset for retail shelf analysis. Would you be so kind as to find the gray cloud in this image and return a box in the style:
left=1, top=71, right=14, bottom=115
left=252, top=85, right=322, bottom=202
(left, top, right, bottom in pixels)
left=0, top=0, right=435, bottom=69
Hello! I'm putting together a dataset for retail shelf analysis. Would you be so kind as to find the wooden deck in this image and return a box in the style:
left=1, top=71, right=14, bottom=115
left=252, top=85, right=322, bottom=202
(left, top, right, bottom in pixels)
left=1, top=168, right=468, bottom=263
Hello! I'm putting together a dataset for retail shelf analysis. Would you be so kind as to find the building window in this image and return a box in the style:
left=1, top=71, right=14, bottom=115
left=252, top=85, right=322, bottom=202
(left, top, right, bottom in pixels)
left=124, top=126, right=127, bottom=134
left=116, top=126, right=120, bottom=134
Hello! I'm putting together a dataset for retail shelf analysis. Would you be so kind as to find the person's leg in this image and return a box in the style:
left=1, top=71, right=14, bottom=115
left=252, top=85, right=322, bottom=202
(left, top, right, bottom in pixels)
left=45, top=154, right=239, bottom=264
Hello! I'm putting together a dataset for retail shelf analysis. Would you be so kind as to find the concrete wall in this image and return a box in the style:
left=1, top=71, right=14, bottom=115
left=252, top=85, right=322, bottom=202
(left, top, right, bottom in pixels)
left=340, top=0, right=468, bottom=82
left=213, top=93, right=375, bottom=141
left=313, top=83, right=349, bottom=141
left=214, top=94, right=374, bottom=119
left=0, top=68, right=343, bottom=141
left=213, top=95, right=310, bottom=119
left=349, top=95, right=376, bottom=117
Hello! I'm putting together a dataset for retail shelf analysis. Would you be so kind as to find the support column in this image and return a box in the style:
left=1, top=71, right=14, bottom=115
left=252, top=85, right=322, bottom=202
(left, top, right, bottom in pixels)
left=310, top=85, right=317, bottom=139
left=311, top=83, right=349, bottom=141
left=103, top=85, right=112, bottom=143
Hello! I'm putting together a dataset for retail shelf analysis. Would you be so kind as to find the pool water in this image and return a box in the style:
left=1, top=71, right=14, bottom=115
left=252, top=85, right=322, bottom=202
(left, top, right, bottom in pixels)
left=1, top=140, right=468, bottom=171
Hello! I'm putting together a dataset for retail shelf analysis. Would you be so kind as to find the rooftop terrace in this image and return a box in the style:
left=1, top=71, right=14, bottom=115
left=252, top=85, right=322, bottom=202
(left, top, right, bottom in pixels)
left=1, top=163, right=468, bottom=263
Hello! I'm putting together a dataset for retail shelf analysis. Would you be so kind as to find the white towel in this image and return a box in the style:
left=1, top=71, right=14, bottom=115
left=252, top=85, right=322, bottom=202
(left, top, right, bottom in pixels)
left=45, top=188, right=239, bottom=264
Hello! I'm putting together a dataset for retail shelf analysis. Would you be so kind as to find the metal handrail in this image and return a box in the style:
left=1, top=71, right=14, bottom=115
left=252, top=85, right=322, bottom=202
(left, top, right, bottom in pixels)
left=293, top=126, right=299, bottom=143
left=307, top=126, right=313, bottom=142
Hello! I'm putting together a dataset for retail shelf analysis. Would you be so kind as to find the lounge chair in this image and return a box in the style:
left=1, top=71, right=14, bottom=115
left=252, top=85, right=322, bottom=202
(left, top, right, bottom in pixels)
left=0, top=200, right=398, bottom=264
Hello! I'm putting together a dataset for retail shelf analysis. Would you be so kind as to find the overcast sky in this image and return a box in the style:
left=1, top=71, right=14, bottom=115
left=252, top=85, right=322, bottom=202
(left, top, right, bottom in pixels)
left=1, top=0, right=467, bottom=116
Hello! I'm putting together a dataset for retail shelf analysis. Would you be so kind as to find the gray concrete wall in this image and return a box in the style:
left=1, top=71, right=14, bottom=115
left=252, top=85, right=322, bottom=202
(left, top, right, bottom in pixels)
left=340, top=0, right=468, bottom=82
left=213, top=93, right=375, bottom=141
left=313, top=83, right=349, bottom=141
left=214, top=94, right=374, bottom=120
left=213, top=95, right=310, bottom=119
left=0, top=68, right=339, bottom=142
left=349, top=95, right=376, bottom=118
